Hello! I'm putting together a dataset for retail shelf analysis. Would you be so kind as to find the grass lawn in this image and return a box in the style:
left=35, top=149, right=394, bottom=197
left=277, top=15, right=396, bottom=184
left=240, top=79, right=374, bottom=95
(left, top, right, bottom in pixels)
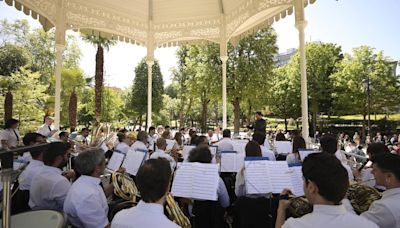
left=321, top=114, right=400, bottom=121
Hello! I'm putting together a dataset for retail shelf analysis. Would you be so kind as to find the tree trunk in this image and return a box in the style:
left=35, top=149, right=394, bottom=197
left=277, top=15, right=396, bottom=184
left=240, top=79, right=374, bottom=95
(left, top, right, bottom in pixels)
left=95, top=45, right=104, bottom=123
left=68, top=91, right=77, bottom=132
left=233, top=97, right=240, bottom=134
left=4, top=91, right=13, bottom=123
left=284, top=117, right=288, bottom=132
left=201, top=100, right=209, bottom=133
left=214, top=103, right=219, bottom=128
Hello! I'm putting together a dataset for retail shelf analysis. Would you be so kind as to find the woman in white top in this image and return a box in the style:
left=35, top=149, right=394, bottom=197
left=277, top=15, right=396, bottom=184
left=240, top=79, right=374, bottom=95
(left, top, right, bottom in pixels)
left=286, top=136, right=306, bottom=166
left=0, top=118, right=20, bottom=149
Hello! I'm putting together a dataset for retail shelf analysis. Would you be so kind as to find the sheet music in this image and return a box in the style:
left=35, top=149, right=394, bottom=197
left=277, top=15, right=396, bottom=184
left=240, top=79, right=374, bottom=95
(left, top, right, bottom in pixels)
left=232, top=143, right=246, bottom=155
left=107, top=151, right=125, bottom=171
left=275, top=141, right=292, bottom=154
left=171, top=162, right=219, bottom=201
left=245, top=160, right=271, bottom=194
left=267, top=161, right=293, bottom=193
left=220, top=152, right=237, bottom=172
left=122, top=150, right=146, bottom=176
left=165, top=139, right=175, bottom=151
left=245, top=160, right=299, bottom=194
left=182, top=145, right=196, bottom=160
left=289, top=166, right=304, bottom=196
left=299, top=149, right=319, bottom=161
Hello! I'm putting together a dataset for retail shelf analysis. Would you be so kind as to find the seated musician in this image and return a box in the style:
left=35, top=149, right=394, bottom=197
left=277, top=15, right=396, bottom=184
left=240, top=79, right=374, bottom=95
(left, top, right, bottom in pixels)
left=29, top=142, right=72, bottom=211
left=253, top=131, right=276, bottom=161
left=188, top=145, right=230, bottom=228
left=111, top=158, right=179, bottom=228
left=285, top=135, right=306, bottom=165
left=64, top=148, right=110, bottom=228
left=114, top=131, right=134, bottom=154
left=131, top=131, right=149, bottom=156
left=150, top=137, right=176, bottom=171
left=353, top=143, right=390, bottom=190
left=320, top=135, right=353, bottom=181
left=275, top=153, right=378, bottom=228
left=215, top=129, right=234, bottom=152
left=361, top=153, right=400, bottom=228
left=11, top=133, right=46, bottom=214
left=235, top=140, right=263, bottom=197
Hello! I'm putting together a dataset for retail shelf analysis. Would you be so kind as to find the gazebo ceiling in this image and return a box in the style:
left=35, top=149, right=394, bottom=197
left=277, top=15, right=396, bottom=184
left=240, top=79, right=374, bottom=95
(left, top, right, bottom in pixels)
left=3, top=0, right=316, bottom=46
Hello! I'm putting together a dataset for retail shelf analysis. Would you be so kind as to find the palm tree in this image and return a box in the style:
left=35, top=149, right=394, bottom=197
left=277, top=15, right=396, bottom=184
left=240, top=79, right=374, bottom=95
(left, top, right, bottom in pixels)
left=82, top=35, right=116, bottom=123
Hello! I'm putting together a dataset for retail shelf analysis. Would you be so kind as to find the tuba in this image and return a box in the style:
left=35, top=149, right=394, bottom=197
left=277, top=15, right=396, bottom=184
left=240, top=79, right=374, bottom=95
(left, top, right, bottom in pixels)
left=111, top=171, right=139, bottom=202
left=166, top=194, right=191, bottom=228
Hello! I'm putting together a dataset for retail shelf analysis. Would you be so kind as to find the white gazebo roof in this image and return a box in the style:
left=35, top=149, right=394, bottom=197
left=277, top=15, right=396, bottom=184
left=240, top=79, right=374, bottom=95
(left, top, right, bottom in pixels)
left=5, top=0, right=316, bottom=47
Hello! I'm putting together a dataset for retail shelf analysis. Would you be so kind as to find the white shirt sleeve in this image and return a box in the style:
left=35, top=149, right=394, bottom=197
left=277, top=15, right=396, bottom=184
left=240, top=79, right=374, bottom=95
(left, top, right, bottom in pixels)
left=361, top=201, right=396, bottom=228
left=52, top=179, right=71, bottom=210
left=77, top=194, right=109, bottom=228
left=217, top=177, right=230, bottom=208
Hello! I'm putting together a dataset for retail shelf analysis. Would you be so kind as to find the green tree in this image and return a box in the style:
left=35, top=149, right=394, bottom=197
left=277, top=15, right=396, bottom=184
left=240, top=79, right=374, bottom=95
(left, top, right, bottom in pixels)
left=268, top=67, right=301, bottom=131
left=0, top=44, right=31, bottom=122
left=227, top=26, right=278, bottom=134
left=129, top=58, right=164, bottom=128
left=82, top=35, right=116, bottom=123
left=0, top=68, right=48, bottom=134
left=331, top=46, right=400, bottom=136
left=284, top=42, right=342, bottom=134
left=184, top=43, right=222, bottom=132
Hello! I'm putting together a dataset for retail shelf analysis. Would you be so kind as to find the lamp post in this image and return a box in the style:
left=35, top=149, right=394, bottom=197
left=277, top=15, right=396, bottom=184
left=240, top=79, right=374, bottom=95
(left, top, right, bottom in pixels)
left=362, top=78, right=371, bottom=138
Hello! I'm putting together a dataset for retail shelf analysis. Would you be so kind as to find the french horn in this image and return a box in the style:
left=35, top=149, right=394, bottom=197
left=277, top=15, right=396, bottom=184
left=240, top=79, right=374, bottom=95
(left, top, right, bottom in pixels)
left=285, top=196, right=313, bottom=218
left=166, top=194, right=191, bottom=228
left=111, top=171, right=139, bottom=202
left=347, top=183, right=381, bottom=214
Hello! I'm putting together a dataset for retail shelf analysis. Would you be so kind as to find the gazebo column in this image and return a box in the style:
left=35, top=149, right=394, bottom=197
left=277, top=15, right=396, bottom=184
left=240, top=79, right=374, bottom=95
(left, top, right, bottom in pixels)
left=295, top=0, right=310, bottom=141
left=146, top=49, right=154, bottom=129
left=54, top=0, right=66, bottom=130
left=220, top=42, right=228, bottom=130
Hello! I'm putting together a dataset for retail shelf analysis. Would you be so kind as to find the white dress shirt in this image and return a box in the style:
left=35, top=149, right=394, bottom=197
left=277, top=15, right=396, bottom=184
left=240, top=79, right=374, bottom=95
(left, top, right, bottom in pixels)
left=64, top=175, right=109, bottom=228
left=283, top=204, right=378, bottom=228
left=19, top=159, right=44, bottom=191
left=29, top=165, right=71, bottom=211
left=131, top=141, right=149, bottom=159
left=112, top=200, right=180, bottom=228
left=215, top=138, right=234, bottom=152
left=114, top=142, right=130, bottom=154
left=260, top=145, right=276, bottom=161
left=361, top=187, right=400, bottom=228
left=37, top=124, right=52, bottom=137
left=0, top=128, right=20, bottom=148
left=150, top=149, right=176, bottom=171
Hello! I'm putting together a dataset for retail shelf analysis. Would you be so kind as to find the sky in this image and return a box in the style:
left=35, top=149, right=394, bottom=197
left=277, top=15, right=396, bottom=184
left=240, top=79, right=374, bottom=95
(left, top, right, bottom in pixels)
left=0, top=0, right=399, bottom=89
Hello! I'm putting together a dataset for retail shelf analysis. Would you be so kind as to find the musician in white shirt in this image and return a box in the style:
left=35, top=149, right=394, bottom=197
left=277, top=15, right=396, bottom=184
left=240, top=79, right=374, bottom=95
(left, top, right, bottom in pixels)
left=37, top=116, right=54, bottom=137
left=361, top=153, right=400, bottom=228
left=148, top=126, right=157, bottom=151
left=112, top=158, right=179, bottom=228
left=114, top=132, right=133, bottom=154
left=253, top=131, right=276, bottom=161
left=275, top=153, right=378, bottom=228
left=29, top=142, right=72, bottom=211
left=64, top=148, right=110, bottom=228
left=150, top=138, right=176, bottom=171
left=215, top=129, right=234, bottom=152
left=0, top=118, right=20, bottom=149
